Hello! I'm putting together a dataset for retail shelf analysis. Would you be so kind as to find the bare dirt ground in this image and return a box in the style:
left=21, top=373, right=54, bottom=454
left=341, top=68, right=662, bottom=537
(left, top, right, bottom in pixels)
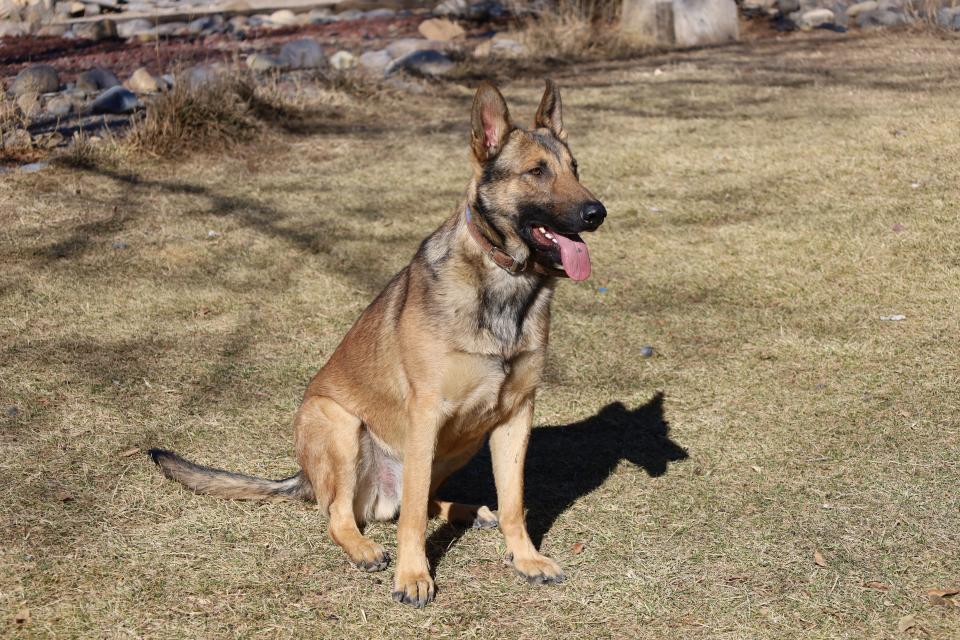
left=2, top=30, right=960, bottom=639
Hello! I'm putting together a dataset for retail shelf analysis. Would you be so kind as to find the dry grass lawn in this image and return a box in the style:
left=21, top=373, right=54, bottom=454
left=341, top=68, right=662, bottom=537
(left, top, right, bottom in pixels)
left=2, top=31, right=960, bottom=639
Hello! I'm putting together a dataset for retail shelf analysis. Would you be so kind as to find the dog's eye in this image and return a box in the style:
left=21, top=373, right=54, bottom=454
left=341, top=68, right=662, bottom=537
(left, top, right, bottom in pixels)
left=528, top=167, right=543, bottom=177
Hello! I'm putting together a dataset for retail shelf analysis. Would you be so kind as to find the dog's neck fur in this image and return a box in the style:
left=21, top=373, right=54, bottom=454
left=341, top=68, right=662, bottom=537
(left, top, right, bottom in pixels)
left=413, top=187, right=556, bottom=358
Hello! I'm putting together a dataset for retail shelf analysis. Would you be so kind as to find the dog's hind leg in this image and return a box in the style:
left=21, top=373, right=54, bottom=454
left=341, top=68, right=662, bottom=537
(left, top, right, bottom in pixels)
left=295, top=395, right=391, bottom=572
left=428, top=500, right=499, bottom=529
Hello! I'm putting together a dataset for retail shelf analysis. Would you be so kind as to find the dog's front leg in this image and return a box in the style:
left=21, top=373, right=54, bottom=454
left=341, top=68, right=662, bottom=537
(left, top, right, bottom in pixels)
left=392, top=406, right=440, bottom=608
left=489, top=400, right=566, bottom=584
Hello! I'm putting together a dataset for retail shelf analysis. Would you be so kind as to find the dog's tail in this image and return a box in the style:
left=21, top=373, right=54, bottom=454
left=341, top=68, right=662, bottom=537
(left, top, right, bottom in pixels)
left=147, top=449, right=315, bottom=502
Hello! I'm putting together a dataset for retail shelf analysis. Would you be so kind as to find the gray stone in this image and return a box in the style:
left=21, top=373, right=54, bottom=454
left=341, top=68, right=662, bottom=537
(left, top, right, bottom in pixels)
left=673, top=0, right=740, bottom=47
left=622, top=0, right=739, bottom=47
left=385, top=49, right=454, bottom=77
left=6, top=406, right=18, bottom=418
left=182, top=64, right=221, bottom=90
left=155, top=21, right=188, bottom=36
left=90, top=85, right=141, bottom=114
left=11, top=65, right=60, bottom=96
left=433, top=0, right=503, bottom=20
left=640, top=345, right=655, bottom=357
left=187, top=15, right=219, bottom=33
left=76, top=67, right=120, bottom=92
left=364, top=8, right=395, bottom=18
left=798, top=8, right=834, bottom=29
left=777, top=0, right=800, bottom=11
left=46, top=95, right=75, bottom=117
left=21, top=161, right=48, bottom=173
left=330, top=9, right=363, bottom=21
left=84, top=3, right=100, bottom=15
left=279, top=38, right=325, bottom=69
left=358, top=49, right=392, bottom=75
left=306, top=8, right=331, bottom=23
left=856, top=8, right=909, bottom=27
left=474, top=37, right=526, bottom=58
left=117, top=18, right=154, bottom=39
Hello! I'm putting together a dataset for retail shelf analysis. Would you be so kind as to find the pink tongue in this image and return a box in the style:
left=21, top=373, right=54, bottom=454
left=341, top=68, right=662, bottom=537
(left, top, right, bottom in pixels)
left=553, top=233, right=592, bottom=281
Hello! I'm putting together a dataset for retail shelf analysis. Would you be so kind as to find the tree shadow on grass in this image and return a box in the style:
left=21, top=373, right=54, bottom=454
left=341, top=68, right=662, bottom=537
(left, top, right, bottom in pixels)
left=427, top=392, right=688, bottom=569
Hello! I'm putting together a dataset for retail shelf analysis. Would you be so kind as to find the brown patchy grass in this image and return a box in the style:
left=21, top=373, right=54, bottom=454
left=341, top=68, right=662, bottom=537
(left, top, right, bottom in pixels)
left=2, top=31, right=960, bottom=639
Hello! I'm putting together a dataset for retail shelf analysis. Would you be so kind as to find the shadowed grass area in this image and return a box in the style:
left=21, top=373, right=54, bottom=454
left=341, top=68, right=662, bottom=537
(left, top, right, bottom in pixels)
left=2, top=31, right=959, bottom=639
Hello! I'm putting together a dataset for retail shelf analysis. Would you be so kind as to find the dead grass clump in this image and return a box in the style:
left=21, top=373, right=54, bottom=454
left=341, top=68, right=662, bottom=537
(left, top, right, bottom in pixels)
left=124, top=72, right=265, bottom=157
left=0, top=94, right=41, bottom=165
left=510, top=0, right=650, bottom=60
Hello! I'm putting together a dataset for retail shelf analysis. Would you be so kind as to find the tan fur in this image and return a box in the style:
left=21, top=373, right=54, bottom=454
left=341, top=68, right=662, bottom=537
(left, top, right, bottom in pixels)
left=149, top=80, right=605, bottom=607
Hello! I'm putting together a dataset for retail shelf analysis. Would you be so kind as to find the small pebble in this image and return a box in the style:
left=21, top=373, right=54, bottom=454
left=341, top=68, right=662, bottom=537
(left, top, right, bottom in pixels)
left=112, top=241, right=129, bottom=250
left=892, top=223, right=905, bottom=232
left=6, top=406, right=18, bottom=418
left=640, top=345, right=655, bottom=357
left=207, top=230, right=222, bottom=238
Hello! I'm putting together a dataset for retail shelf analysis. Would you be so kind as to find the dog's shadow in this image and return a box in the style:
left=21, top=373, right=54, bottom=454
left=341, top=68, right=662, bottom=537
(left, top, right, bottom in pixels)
left=427, top=392, right=688, bottom=567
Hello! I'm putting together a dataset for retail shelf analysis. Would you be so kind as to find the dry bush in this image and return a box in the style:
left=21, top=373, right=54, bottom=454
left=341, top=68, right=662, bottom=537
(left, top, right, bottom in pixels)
left=124, top=71, right=266, bottom=157
left=0, top=94, right=41, bottom=165
left=510, top=0, right=651, bottom=60
left=904, top=0, right=960, bottom=22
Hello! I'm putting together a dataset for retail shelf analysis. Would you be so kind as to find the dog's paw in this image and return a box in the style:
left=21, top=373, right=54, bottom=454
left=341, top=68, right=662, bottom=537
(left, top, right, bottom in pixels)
left=472, top=505, right=499, bottom=529
left=505, top=552, right=566, bottom=584
left=348, top=540, right=391, bottom=572
left=391, top=570, right=435, bottom=608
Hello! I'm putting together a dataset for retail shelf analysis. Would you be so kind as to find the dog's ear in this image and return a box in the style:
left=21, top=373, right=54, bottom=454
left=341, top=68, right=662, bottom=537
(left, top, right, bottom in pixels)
left=534, top=79, right=565, bottom=140
left=471, top=81, right=512, bottom=161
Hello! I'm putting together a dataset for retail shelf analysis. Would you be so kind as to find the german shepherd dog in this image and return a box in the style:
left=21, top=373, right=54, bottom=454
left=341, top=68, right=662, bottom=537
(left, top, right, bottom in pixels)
left=149, top=79, right=606, bottom=608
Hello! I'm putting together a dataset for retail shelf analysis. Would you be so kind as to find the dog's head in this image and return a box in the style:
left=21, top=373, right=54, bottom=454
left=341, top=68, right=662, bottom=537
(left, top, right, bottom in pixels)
left=469, top=80, right=605, bottom=281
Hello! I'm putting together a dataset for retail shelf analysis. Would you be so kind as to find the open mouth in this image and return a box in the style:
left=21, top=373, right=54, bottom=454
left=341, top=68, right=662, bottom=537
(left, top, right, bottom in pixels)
left=529, top=225, right=592, bottom=282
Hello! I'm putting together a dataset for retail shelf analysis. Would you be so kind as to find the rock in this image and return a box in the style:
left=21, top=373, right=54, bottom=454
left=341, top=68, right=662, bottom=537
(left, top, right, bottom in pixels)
left=21, top=161, right=48, bottom=173
left=2, top=128, right=32, bottom=148
left=84, top=3, right=101, bottom=15
left=386, top=49, right=454, bottom=77
left=364, top=8, right=395, bottom=18
left=330, top=9, right=363, bottom=21
left=936, top=7, right=960, bottom=27
left=474, top=36, right=525, bottom=58
left=227, top=15, right=248, bottom=32
left=11, top=65, right=59, bottom=97
left=0, top=20, right=29, bottom=38
left=16, top=92, right=41, bottom=117
left=777, top=0, right=800, bottom=11
left=329, top=50, right=356, bottom=70
left=117, top=18, right=154, bottom=39
left=182, top=64, right=221, bottom=90
left=846, top=1, right=877, bottom=17
left=246, top=53, right=285, bottom=72
left=155, top=21, right=188, bottom=36
left=126, top=67, right=160, bottom=93
left=306, top=7, right=331, bottom=23
left=640, top=345, right=655, bottom=357
left=418, top=17, right=464, bottom=41
left=268, top=9, right=298, bottom=25
left=280, top=38, right=325, bottom=69
left=358, top=49, right=392, bottom=75
left=46, top=95, right=75, bottom=117
left=672, top=0, right=740, bottom=47
left=187, top=15, right=220, bottom=34
left=36, top=24, right=68, bottom=36
left=798, top=8, right=834, bottom=29
left=6, top=406, right=18, bottom=418
left=73, top=18, right=117, bottom=41
left=433, top=0, right=504, bottom=20
left=856, top=8, right=909, bottom=27
left=386, top=37, right=444, bottom=59
left=90, top=85, right=141, bottom=114
left=76, top=67, right=120, bottom=93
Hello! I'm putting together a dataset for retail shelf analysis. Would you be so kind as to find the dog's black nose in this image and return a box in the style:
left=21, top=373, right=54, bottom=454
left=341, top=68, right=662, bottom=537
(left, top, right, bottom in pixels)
left=580, top=201, right=606, bottom=227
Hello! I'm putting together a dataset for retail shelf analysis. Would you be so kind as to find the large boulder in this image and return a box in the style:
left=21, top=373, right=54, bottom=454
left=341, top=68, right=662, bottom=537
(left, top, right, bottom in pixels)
left=622, top=0, right=739, bottom=46
left=11, top=65, right=60, bottom=97
left=76, top=67, right=120, bottom=93
left=280, top=38, right=326, bottom=69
